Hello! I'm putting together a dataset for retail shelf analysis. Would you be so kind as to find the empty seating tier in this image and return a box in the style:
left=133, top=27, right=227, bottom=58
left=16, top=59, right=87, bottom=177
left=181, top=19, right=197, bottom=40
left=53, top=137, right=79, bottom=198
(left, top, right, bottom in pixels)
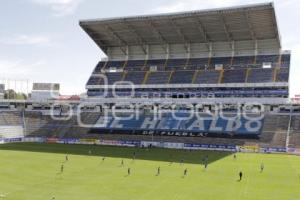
left=87, top=54, right=290, bottom=88
left=281, top=54, right=290, bottom=63
left=87, top=76, right=101, bottom=85
left=125, top=60, right=145, bottom=71
left=105, top=60, right=125, bottom=69
left=145, top=59, right=166, bottom=71
left=87, top=72, right=123, bottom=85
left=210, top=57, right=231, bottom=68
left=276, top=68, right=289, bottom=82
left=93, top=61, right=106, bottom=73
left=247, top=68, right=274, bottom=83
left=123, top=71, right=146, bottom=84
left=194, top=70, right=221, bottom=84
left=232, top=56, right=254, bottom=66
left=166, top=58, right=187, bottom=70
left=256, top=55, right=279, bottom=64
left=186, top=58, right=208, bottom=70
left=281, top=54, right=291, bottom=68
left=105, top=73, right=124, bottom=85
left=170, top=70, right=195, bottom=84
left=223, top=69, right=247, bottom=83
left=22, top=111, right=300, bottom=148
left=146, top=71, right=171, bottom=84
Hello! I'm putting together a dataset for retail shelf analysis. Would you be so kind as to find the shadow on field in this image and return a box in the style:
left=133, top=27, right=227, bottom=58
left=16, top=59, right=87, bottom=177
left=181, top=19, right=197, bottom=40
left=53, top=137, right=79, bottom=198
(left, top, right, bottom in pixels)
left=0, top=143, right=233, bottom=165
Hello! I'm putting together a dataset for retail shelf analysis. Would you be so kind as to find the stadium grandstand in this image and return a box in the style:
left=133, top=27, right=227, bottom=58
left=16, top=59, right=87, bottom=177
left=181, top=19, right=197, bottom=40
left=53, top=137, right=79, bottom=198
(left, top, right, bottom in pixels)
left=81, top=2, right=289, bottom=103
left=1, top=2, right=300, bottom=153
left=2, top=2, right=300, bottom=200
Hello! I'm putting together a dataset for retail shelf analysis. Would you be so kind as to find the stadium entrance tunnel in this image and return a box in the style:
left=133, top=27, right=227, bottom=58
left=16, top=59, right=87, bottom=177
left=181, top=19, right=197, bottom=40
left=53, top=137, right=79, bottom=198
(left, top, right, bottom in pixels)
left=0, top=143, right=234, bottom=165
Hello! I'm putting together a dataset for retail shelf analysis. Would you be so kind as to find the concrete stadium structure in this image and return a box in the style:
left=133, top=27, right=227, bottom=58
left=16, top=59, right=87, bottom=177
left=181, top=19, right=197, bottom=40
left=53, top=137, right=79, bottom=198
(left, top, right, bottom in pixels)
left=1, top=3, right=300, bottom=153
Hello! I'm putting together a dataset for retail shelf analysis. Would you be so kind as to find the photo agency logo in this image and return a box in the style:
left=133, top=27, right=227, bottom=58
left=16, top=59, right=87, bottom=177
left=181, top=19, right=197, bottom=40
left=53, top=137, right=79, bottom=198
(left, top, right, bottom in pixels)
left=50, top=102, right=73, bottom=121
left=76, top=102, right=109, bottom=128
left=48, top=74, right=264, bottom=133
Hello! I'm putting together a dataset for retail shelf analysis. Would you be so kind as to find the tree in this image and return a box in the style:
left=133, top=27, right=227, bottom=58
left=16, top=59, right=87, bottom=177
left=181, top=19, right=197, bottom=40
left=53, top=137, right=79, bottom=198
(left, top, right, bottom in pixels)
left=4, top=89, right=27, bottom=100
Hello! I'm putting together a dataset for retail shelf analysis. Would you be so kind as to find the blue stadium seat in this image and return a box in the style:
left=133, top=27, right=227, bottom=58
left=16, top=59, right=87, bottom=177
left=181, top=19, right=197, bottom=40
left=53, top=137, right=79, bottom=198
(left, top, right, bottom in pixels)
left=106, top=72, right=124, bottom=85
left=194, top=70, right=221, bottom=84
left=210, top=57, right=231, bottom=68
left=280, top=54, right=291, bottom=68
left=232, top=56, right=255, bottom=66
left=186, top=58, right=208, bottom=70
left=256, top=55, right=279, bottom=64
left=276, top=68, right=289, bottom=82
left=86, top=76, right=102, bottom=85
left=145, top=59, right=166, bottom=70
left=281, top=54, right=290, bottom=63
left=222, top=69, right=247, bottom=83
left=166, top=58, right=187, bottom=70
left=87, top=72, right=123, bottom=85
left=146, top=71, right=171, bottom=84
left=125, top=60, right=145, bottom=71
left=99, top=113, right=263, bottom=135
left=247, top=68, right=274, bottom=83
left=169, top=70, right=195, bottom=84
left=105, top=60, right=125, bottom=69
left=93, top=61, right=106, bottom=73
left=124, top=71, right=146, bottom=84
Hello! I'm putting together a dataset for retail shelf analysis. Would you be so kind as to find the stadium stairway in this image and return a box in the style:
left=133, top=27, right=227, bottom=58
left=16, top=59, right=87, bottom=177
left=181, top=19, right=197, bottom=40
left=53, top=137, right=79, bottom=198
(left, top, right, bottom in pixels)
left=288, top=115, right=300, bottom=148
left=258, top=114, right=289, bottom=147
left=0, top=111, right=22, bottom=125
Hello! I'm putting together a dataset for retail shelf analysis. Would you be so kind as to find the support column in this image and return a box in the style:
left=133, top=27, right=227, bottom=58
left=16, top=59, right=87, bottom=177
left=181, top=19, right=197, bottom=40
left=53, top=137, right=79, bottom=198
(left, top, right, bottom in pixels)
left=253, top=40, right=258, bottom=65
left=230, top=41, right=235, bottom=66
left=185, top=43, right=191, bottom=69
left=208, top=43, right=213, bottom=68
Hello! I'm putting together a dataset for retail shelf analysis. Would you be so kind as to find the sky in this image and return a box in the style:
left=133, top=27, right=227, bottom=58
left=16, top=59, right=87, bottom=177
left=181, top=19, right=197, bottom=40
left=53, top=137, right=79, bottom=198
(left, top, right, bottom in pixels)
left=0, top=0, right=299, bottom=96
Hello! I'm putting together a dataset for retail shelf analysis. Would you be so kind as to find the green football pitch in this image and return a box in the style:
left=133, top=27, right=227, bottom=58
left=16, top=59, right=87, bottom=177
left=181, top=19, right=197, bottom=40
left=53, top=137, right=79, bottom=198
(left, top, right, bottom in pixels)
left=0, top=143, right=299, bottom=200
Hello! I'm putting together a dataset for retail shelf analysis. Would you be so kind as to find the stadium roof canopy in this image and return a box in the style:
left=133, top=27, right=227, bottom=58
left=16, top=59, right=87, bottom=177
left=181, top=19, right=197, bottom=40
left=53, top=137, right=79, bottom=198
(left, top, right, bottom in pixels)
left=80, top=2, right=281, bottom=57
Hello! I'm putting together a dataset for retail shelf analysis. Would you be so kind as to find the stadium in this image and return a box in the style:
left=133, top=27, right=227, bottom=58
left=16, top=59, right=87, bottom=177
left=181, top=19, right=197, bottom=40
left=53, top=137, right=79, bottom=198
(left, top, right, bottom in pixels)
left=0, top=2, right=300, bottom=200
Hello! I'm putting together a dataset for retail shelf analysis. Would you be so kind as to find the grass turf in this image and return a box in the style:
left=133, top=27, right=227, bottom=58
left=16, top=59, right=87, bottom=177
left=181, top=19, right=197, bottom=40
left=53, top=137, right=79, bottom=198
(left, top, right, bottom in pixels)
left=0, top=142, right=299, bottom=200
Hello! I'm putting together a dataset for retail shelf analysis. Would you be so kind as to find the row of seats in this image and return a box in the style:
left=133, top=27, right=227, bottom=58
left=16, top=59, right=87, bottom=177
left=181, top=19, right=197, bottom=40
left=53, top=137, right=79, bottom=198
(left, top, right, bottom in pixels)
left=247, top=68, right=274, bottom=83
left=93, top=54, right=290, bottom=72
left=0, top=111, right=22, bottom=125
left=86, top=113, right=263, bottom=135
left=147, top=71, right=170, bottom=84
left=87, top=68, right=289, bottom=85
left=223, top=69, right=246, bottom=83
left=22, top=110, right=300, bottom=148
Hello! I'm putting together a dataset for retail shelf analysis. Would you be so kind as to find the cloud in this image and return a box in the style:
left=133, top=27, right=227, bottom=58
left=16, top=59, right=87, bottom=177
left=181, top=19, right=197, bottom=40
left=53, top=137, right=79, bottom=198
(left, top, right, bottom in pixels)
left=0, top=34, right=52, bottom=46
left=0, top=59, right=45, bottom=78
left=151, top=0, right=300, bottom=14
left=151, top=0, right=243, bottom=13
left=31, top=0, right=84, bottom=17
left=0, top=59, right=42, bottom=92
left=276, top=0, right=300, bottom=8
left=287, top=44, right=300, bottom=96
